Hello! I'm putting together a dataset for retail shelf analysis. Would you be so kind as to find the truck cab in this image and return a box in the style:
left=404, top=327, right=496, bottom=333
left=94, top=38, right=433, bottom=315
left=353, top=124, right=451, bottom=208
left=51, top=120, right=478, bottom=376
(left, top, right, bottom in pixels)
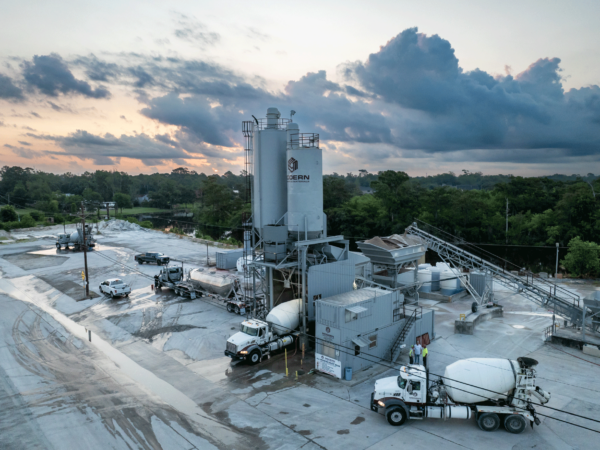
left=224, top=319, right=273, bottom=364
left=373, top=365, right=427, bottom=408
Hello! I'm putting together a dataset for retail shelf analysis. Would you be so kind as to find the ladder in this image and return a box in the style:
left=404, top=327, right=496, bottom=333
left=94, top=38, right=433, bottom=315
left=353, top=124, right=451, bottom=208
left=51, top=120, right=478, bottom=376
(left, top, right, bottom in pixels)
left=405, top=223, right=586, bottom=329
left=389, top=306, right=421, bottom=361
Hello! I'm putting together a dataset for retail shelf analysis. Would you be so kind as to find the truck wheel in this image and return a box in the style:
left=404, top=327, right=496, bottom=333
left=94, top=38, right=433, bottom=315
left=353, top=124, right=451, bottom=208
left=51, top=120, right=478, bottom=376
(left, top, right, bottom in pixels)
left=478, top=413, right=500, bottom=432
left=234, top=305, right=240, bottom=314
left=249, top=350, right=261, bottom=365
left=125, top=294, right=129, bottom=298
left=56, top=243, right=61, bottom=249
left=227, top=303, right=233, bottom=313
left=386, top=407, right=407, bottom=426
left=504, top=415, right=527, bottom=434
left=110, top=293, right=115, bottom=299
left=472, top=302, right=478, bottom=313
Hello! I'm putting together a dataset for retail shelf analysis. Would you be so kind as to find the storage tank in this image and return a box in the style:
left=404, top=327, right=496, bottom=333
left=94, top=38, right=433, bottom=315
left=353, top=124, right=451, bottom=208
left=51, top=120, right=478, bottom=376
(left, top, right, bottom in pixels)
left=286, top=123, right=323, bottom=240
left=266, top=299, right=301, bottom=335
left=430, top=267, right=441, bottom=291
left=444, top=358, right=518, bottom=404
left=418, top=268, right=432, bottom=293
left=253, top=107, right=288, bottom=236
left=188, top=268, right=235, bottom=296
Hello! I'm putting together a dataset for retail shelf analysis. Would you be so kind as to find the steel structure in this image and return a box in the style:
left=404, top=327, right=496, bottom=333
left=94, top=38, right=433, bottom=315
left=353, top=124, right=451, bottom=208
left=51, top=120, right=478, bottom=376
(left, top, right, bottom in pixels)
left=404, top=223, right=595, bottom=333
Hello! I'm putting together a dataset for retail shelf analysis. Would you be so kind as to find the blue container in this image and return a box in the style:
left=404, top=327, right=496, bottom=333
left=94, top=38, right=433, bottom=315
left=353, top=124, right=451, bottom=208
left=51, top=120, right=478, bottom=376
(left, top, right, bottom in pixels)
left=345, top=367, right=353, bottom=381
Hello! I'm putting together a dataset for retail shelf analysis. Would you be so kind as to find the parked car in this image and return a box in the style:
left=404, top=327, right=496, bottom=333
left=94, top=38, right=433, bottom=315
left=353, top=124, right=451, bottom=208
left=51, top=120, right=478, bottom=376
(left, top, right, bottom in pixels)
left=134, top=252, right=170, bottom=265
left=99, top=279, right=132, bottom=298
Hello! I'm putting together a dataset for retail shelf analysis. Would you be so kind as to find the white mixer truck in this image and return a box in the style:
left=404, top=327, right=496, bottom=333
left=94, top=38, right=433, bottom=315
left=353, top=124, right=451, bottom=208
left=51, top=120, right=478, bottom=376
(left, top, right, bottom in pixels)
left=56, top=224, right=96, bottom=251
left=371, top=357, right=550, bottom=434
left=224, top=299, right=301, bottom=364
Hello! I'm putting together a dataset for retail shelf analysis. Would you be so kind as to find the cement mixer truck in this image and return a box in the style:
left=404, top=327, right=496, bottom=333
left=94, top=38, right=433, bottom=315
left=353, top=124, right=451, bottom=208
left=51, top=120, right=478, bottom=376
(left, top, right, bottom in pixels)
left=371, top=357, right=550, bottom=434
left=224, top=299, right=301, bottom=364
left=56, top=224, right=96, bottom=251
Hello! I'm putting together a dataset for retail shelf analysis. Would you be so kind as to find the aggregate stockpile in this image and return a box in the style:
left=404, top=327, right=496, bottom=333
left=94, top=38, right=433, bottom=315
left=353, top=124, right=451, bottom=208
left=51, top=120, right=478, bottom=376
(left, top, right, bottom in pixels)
left=371, top=357, right=551, bottom=434
left=224, top=299, right=301, bottom=364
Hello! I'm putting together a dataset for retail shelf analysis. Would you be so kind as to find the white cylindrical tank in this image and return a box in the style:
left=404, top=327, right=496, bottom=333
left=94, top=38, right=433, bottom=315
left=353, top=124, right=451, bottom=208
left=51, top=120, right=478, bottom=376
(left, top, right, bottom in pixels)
left=418, top=268, right=432, bottom=293
left=253, top=108, right=288, bottom=234
left=266, top=299, right=301, bottom=335
left=68, top=230, right=81, bottom=244
left=444, top=358, right=518, bottom=404
left=188, top=269, right=235, bottom=296
left=440, top=269, right=456, bottom=294
left=419, top=263, right=431, bottom=270
left=286, top=122, right=323, bottom=240
left=430, top=267, right=441, bottom=291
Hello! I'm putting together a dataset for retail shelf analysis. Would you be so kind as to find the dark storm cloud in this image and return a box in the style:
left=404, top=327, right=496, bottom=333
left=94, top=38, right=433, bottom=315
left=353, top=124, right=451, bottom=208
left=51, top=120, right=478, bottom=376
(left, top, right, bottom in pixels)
left=22, top=54, right=110, bottom=98
left=73, top=54, right=121, bottom=82
left=5, top=143, right=43, bottom=159
left=342, top=27, right=600, bottom=157
left=0, top=73, right=24, bottom=100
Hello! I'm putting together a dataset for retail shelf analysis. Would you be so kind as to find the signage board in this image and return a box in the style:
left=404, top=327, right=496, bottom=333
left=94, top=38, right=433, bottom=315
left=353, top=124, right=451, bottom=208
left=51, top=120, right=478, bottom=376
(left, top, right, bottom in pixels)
left=315, top=353, right=342, bottom=379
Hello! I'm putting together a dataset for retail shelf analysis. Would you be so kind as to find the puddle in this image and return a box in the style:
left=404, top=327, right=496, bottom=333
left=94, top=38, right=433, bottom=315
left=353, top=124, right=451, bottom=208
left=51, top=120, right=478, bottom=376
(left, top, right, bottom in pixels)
left=337, top=429, right=350, bottom=435
left=351, top=416, right=365, bottom=425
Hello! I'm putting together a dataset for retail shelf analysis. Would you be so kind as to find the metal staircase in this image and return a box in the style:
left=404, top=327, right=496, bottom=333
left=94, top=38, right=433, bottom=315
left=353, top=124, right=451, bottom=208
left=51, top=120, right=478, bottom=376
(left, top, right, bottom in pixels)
left=389, top=306, right=421, bottom=362
left=405, top=223, right=588, bottom=330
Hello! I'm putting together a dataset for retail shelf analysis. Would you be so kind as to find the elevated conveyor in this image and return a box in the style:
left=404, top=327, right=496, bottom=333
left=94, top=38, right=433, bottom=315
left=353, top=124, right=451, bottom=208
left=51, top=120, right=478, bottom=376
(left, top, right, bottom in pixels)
left=404, top=223, right=592, bottom=332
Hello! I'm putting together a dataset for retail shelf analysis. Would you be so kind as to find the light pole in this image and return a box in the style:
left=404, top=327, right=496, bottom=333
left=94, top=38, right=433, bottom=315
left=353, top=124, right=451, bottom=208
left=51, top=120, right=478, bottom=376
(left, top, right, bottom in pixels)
left=555, top=242, right=560, bottom=278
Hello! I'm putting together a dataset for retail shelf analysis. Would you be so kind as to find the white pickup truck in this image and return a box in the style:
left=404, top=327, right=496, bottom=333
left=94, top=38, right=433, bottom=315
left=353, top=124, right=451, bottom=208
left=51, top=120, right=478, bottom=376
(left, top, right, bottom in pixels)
left=99, top=279, right=132, bottom=299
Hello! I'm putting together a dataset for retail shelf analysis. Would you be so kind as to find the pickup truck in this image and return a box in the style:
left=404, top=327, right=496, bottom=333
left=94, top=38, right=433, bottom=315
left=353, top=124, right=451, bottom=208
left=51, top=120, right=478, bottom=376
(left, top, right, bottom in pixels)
left=134, top=252, right=170, bottom=265
left=99, top=279, right=132, bottom=298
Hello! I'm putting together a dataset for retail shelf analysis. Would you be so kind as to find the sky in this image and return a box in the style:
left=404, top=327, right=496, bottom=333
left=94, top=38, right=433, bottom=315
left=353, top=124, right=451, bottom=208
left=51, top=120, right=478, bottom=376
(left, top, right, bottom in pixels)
left=1, top=0, right=599, bottom=177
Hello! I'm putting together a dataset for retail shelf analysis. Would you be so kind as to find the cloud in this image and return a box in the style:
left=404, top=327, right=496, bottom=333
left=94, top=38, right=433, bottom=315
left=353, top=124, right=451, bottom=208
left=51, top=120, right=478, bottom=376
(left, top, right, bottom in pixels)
left=22, top=54, right=110, bottom=98
left=0, top=73, right=24, bottom=100
left=34, top=129, right=215, bottom=165
left=18, top=141, right=31, bottom=146
left=173, top=16, right=220, bottom=46
left=5, top=143, right=43, bottom=159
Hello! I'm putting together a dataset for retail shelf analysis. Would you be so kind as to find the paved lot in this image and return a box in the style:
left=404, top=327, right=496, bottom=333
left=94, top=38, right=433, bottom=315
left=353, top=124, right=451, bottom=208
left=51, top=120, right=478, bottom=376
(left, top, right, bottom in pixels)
left=1, top=223, right=599, bottom=449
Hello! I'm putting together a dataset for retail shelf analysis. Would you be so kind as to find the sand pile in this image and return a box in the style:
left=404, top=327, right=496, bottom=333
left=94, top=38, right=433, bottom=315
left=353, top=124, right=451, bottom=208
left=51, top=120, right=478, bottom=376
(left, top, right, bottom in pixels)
left=99, top=219, right=148, bottom=232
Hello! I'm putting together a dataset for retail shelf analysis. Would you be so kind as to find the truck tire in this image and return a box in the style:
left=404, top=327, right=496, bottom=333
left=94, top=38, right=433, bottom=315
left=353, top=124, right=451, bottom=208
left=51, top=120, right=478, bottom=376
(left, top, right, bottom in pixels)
left=478, top=413, right=500, bottom=432
left=504, top=415, right=527, bottom=434
left=227, top=303, right=233, bottom=313
left=472, top=302, right=478, bottom=313
left=110, top=292, right=115, bottom=299
left=249, top=350, right=261, bottom=365
left=56, top=243, right=61, bottom=249
left=125, top=294, right=129, bottom=298
left=234, top=305, right=240, bottom=314
left=386, top=407, right=407, bottom=426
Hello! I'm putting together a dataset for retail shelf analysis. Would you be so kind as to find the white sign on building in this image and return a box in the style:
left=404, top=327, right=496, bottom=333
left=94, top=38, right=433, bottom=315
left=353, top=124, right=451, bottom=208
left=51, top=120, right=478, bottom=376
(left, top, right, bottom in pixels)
left=315, top=353, right=342, bottom=379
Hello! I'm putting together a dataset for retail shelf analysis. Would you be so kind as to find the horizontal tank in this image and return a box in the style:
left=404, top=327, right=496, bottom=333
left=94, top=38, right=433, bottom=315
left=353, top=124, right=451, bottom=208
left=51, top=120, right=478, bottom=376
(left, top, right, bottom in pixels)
left=444, top=358, right=518, bottom=404
left=188, top=268, right=235, bottom=296
left=266, top=299, right=301, bottom=335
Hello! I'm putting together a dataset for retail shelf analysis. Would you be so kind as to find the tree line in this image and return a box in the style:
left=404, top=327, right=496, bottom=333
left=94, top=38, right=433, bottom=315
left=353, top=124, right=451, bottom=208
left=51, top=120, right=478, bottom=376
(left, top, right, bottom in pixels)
left=1, top=165, right=598, bottom=276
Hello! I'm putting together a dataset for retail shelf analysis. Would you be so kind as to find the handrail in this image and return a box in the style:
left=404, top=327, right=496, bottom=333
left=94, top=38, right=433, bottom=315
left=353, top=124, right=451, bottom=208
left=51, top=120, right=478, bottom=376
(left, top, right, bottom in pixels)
left=390, top=306, right=421, bottom=358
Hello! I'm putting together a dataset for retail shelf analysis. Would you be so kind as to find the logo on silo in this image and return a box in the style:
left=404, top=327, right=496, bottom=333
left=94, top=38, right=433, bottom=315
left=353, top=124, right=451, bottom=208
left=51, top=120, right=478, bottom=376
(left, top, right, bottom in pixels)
left=288, top=157, right=298, bottom=173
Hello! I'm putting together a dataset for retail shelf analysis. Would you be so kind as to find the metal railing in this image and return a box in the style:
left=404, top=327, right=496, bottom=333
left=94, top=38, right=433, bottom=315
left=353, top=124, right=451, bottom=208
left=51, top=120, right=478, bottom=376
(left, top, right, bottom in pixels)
left=254, top=117, right=291, bottom=130
left=389, top=305, right=422, bottom=361
left=288, top=133, right=319, bottom=149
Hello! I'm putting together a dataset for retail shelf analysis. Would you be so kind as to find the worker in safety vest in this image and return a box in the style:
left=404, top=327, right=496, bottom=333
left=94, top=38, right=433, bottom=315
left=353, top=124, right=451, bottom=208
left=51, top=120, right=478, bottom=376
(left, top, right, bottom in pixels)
left=409, top=346, right=414, bottom=364
left=422, top=345, right=428, bottom=367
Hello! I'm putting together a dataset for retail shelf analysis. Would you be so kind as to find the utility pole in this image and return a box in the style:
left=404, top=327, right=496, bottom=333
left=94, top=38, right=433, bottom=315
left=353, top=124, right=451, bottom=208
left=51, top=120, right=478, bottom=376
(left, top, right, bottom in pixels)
left=81, top=202, right=90, bottom=297
left=555, top=242, right=560, bottom=278
left=505, top=198, right=509, bottom=244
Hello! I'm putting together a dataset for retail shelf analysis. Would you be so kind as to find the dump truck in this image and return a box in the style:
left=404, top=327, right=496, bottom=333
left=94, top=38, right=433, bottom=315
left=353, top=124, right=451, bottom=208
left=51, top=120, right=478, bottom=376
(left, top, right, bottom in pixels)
left=224, top=299, right=301, bottom=364
left=371, top=357, right=550, bottom=434
left=56, top=224, right=96, bottom=251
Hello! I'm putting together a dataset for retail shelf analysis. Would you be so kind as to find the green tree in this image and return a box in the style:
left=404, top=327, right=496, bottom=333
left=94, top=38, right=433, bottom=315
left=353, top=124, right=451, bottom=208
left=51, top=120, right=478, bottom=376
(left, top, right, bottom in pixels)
left=113, top=193, right=133, bottom=213
left=562, top=237, right=600, bottom=277
left=0, top=205, right=18, bottom=222
left=19, top=214, right=37, bottom=228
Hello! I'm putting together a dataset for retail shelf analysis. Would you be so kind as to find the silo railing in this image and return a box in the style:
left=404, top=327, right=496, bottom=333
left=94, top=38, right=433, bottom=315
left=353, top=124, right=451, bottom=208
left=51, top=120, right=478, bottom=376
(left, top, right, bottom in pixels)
left=287, top=133, right=319, bottom=149
left=256, top=117, right=291, bottom=130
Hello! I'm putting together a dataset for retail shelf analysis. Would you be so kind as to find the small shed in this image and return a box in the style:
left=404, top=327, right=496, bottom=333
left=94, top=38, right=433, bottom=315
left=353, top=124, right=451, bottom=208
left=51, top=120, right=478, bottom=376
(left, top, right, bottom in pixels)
left=315, top=288, right=405, bottom=377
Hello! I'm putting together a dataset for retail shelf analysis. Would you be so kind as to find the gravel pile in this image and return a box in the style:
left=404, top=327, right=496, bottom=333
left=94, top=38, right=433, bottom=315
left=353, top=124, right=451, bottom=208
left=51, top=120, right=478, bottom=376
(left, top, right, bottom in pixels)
left=99, top=219, right=148, bottom=232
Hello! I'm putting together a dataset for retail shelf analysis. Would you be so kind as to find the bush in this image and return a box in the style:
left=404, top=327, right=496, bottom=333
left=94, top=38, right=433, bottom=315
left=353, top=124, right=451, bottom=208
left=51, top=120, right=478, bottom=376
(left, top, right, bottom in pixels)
left=140, top=220, right=153, bottom=229
left=54, top=213, right=65, bottom=224
left=30, top=211, right=45, bottom=221
left=562, top=237, right=600, bottom=278
left=19, top=214, right=37, bottom=228
left=126, top=217, right=139, bottom=224
left=1, top=205, right=18, bottom=222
